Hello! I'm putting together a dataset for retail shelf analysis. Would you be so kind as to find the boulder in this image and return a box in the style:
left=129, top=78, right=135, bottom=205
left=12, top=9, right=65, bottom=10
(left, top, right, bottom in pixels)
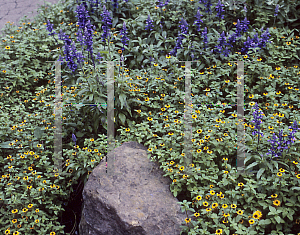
left=79, top=141, right=193, bottom=235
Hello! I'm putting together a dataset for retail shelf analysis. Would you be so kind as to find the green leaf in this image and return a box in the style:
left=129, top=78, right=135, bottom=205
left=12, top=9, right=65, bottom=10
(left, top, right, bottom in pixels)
left=287, top=212, right=293, bottom=221
left=290, top=186, right=300, bottom=191
left=257, top=168, right=265, bottom=181
left=184, top=50, right=189, bottom=57
left=245, top=162, right=258, bottom=171
left=266, top=161, right=273, bottom=172
left=77, top=88, right=89, bottom=97
left=112, top=17, right=118, bottom=28
left=137, top=36, right=142, bottom=45
left=93, top=114, right=100, bottom=134
left=17, top=76, right=25, bottom=84
left=274, top=215, right=281, bottom=224
left=118, top=113, right=126, bottom=126
left=263, top=219, right=272, bottom=225
left=165, top=21, right=171, bottom=29
left=64, top=122, right=77, bottom=128
left=118, top=93, right=128, bottom=111
left=273, top=160, right=279, bottom=171
left=89, top=94, right=93, bottom=102
left=34, top=127, right=45, bottom=139
left=173, top=189, right=178, bottom=198
left=290, top=151, right=300, bottom=156
left=268, top=206, right=277, bottom=215
left=137, top=54, right=144, bottom=62
left=246, top=196, right=254, bottom=203
left=156, top=40, right=163, bottom=48
left=0, top=141, right=13, bottom=148
left=187, top=207, right=195, bottom=213
left=155, top=32, right=159, bottom=41
left=76, top=132, right=85, bottom=137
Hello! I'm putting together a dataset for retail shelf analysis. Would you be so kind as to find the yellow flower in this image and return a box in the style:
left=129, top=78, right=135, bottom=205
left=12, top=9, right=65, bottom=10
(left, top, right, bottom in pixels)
left=249, top=219, right=255, bottom=224
left=273, top=200, right=281, bottom=206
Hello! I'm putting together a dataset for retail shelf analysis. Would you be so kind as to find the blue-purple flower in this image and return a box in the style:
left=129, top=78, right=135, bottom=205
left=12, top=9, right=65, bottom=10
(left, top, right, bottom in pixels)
left=215, top=31, right=227, bottom=52
left=112, top=0, right=119, bottom=9
left=202, top=27, right=208, bottom=49
left=266, top=133, right=283, bottom=159
left=193, top=10, right=203, bottom=32
left=215, top=0, right=225, bottom=19
left=179, top=18, right=189, bottom=36
left=251, top=102, right=264, bottom=138
left=204, top=0, right=212, bottom=14
left=76, top=29, right=85, bottom=48
left=251, top=102, right=299, bottom=162
left=46, top=20, right=56, bottom=36
left=71, top=40, right=86, bottom=69
left=75, top=4, right=90, bottom=31
left=72, top=133, right=77, bottom=143
left=169, top=18, right=189, bottom=56
left=83, top=20, right=96, bottom=69
left=157, top=0, right=169, bottom=8
left=221, top=46, right=231, bottom=57
left=258, top=27, right=272, bottom=48
left=241, top=17, right=250, bottom=33
left=74, top=4, right=96, bottom=69
left=287, top=120, right=300, bottom=145
left=240, top=36, right=255, bottom=55
left=120, top=22, right=129, bottom=51
left=57, top=30, right=78, bottom=74
left=100, top=5, right=112, bottom=43
left=96, top=52, right=103, bottom=64
left=145, top=14, right=154, bottom=31
left=250, top=32, right=260, bottom=48
left=46, top=20, right=58, bottom=45
left=274, top=4, right=279, bottom=17
left=226, top=32, right=237, bottom=48
left=235, top=19, right=243, bottom=38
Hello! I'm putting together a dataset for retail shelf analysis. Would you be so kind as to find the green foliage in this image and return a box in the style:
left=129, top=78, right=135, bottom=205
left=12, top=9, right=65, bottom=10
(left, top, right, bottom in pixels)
left=0, top=0, right=300, bottom=234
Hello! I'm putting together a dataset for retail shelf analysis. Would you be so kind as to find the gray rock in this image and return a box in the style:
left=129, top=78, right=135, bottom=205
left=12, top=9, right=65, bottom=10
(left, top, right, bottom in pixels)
left=79, top=141, right=192, bottom=235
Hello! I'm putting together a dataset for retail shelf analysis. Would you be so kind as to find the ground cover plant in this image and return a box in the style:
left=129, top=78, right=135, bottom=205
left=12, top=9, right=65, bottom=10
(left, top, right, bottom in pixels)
left=0, top=0, right=300, bottom=234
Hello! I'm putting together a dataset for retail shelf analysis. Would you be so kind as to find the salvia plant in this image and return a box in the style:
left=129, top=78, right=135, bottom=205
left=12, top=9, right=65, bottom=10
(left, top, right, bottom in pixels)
left=0, top=0, right=300, bottom=234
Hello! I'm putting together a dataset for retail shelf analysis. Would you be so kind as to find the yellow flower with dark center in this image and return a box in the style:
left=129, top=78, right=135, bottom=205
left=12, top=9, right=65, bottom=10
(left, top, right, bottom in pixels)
left=249, top=219, right=255, bottom=224
left=237, top=210, right=243, bottom=215
left=273, top=200, right=281, bottom=206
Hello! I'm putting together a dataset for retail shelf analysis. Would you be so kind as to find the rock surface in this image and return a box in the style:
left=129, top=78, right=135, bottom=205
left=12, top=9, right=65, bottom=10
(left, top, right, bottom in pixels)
left=79, top=141, right=193, bottom=235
